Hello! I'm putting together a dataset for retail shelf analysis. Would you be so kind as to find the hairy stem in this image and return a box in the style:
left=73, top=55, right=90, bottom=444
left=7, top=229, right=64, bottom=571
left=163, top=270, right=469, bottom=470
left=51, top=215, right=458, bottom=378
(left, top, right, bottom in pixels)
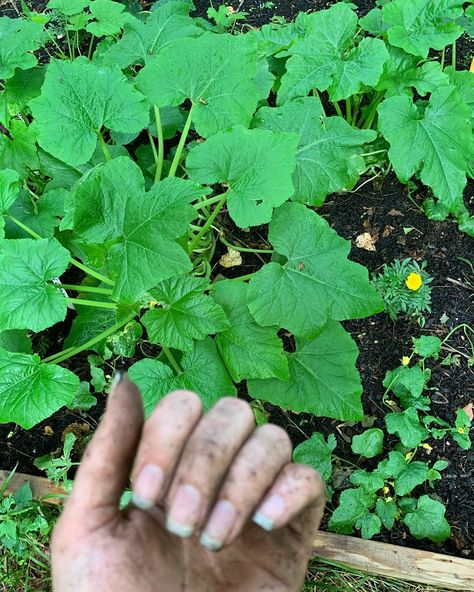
left=66, top=298, right=117, bottom=309
left=193, top=195, right=225, bottom=210
left=332, top=101, right=343, bottom=118
left=154, top=106, right=165, bottom=182
left=7, top=215, right=41, bottom=239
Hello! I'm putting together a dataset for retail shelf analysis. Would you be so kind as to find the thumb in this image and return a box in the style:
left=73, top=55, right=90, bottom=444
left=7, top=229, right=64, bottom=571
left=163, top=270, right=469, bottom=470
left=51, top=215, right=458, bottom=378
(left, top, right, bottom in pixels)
left=61, top=373, right=144, bottom=532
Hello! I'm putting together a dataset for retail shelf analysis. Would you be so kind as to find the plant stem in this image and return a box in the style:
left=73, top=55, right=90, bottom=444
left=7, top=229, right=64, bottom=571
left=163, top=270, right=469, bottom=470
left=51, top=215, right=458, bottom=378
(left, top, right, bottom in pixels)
left=188, top=194, right=227, bottom=253
left=231, top=273, right=254, bottom=282
left=168, top=104, right=194, bottom=177
left=65, top=28, right=73, bottom=60
left=147, top=128, right=159, bottom=168
left=66, top=298, right=117, bottom=309
left=332, top=101, right=343, bottom=118
left=97, top=131, right=111, bottom=161
left=345, top=98, right=352, bottom=122
left=57, top=283, right=113, bottom=295
left=161, top=346, right=181, bottom=374
left=193, top=195, right=225, bottom=210
left=87, top=34, right=95, bottom=60
left=219, top=233, right=273, bottom=254
left=452, top=40, right=456, bottom=70
left=7, top=215, right=41, bottom=239
left=312, top=88, right=326, bottom=115
left=44, top=313, right=135, bottom=365
left=42, top=347, right=77, bottom=364
left=154, top=105, right=165, bottom=182
left=69, top=258, right=115, bottom=286
left=440, top=47, right=445, bottom=70
left=45, top=29, right=68, bottom=59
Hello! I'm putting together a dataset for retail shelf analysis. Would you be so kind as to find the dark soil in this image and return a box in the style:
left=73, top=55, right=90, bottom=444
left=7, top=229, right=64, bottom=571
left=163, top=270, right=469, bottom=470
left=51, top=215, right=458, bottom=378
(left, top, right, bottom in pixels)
left=1, top=0, right=473, bottom=560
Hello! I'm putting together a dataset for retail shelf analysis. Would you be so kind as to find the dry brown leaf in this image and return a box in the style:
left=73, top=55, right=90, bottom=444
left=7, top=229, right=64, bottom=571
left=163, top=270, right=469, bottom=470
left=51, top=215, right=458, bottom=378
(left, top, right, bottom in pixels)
left=462, top=402, right=473, bottom=421
left=388, top=208, right=404, bottom=217
left=355, top=232, right=377, bottom=252
left=382, top=225, right=395, bottom=237
left=44, top=426, right=54, bottom=436
left=219, top=248, right=242, bottom=268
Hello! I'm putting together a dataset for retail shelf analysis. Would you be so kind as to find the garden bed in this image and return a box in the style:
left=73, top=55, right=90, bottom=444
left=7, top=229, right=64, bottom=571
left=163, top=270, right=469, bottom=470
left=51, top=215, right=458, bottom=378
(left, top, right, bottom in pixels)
left=0, top=0, right=473, bottom=577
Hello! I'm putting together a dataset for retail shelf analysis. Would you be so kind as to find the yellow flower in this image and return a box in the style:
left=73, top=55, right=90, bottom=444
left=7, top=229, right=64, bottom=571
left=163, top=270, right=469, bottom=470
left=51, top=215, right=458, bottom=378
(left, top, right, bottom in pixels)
left=405, top=272, right=423, bottom=291
left=457, top=427, right=465, bottom=434
left=421, top=443, right=433, bottom=453
left=405, top=451, right=414, bottom=461
left=402, top=356, right=410, bottom=366
left=383, top=486, right=390, bottom=494
left=386, top=496, right=393, bottom=503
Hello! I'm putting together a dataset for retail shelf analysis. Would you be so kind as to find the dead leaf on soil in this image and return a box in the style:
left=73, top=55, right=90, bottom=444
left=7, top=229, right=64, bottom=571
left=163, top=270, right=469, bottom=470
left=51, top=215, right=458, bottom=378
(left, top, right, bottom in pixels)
left=219, top=248, right=242, bottom=268
left=382, top=225, right=395, bottom=237
left=355, top=232, right=377, bottom=251
left=388, top=208, right=404, bottom=217
left=44, top=426, right=54, bottom=436
left=396, top=236, right=406, bottom=246
left=462, top=402, right=473, bottom=421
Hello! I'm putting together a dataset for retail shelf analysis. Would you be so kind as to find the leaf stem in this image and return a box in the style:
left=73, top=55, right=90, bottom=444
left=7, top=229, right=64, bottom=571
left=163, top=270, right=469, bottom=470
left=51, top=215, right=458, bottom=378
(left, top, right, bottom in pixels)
left=7, top=215, right=42, bottom=239
left=97, top=131, right=111, bottom=161
left=66, top=298, right=117, bottom=309
left=161, top=346, right=181, bottom=374
left=193, top=195, right=225, bottom=210
left=231, top=273, right=254, bottom=282
left=332, top=101, right=344, bottom=118
left=56, top=283, right=113, bottom=295
left=345, top=98, right=352, bottom=122
left=154, top=106, right=165, bottom=182
left=65, top=28, right=73, bottom=60
left=44, top=313, right=135, bottom=365
left=188, top=194, right=227, bottom=253
left=168, top=104, right=194, bottom=177
left=452, top=40, right=456, bottom=70
left=42, top=347, right=77, bottom=364
left=219, top=233, right=273, bottom=254
left=87, top=34, right=95, bottom=60
left=440, top=47, right=445, bottom=70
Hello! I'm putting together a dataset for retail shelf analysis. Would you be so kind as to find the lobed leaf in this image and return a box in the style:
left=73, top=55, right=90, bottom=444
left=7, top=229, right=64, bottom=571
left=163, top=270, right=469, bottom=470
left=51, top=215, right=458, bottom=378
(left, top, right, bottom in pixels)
left=404, top=495, right=451, bottom=542
left=328, top=487, right=375, bottom=535
left=248, top=321, right=364, bottom=421
left=253, top=97, right=376, bottom=206
left=351, top=428, right=384, bottom=458
left=385, top=408, right=429, bottom=448
left=30, top=59, right=149, bottom=166
left=247, top=202, right=384, bottom=336
left=0, top=17, right=46, bottom=80
left=86, top=0, right=132, bottom=37
left=293, top=432, right=336, bottom=481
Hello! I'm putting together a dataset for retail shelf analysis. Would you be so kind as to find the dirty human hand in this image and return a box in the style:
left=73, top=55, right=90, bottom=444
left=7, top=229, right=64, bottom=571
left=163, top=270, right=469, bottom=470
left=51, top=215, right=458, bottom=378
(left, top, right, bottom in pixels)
left=52, top=375, right=325, bottom=592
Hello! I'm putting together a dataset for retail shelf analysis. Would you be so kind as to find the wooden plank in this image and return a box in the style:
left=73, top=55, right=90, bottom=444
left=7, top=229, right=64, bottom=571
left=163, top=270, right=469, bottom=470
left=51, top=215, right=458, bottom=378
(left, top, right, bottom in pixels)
left=313, top=531, right=474, bottom=591
left=2, top=471, right=472, bottom=590
left=0, top=470, right=65, bottom=505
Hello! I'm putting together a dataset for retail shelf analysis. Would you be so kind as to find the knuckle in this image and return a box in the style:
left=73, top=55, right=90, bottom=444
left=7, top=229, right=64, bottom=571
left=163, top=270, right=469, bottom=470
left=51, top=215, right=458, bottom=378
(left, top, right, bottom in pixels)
left=161, top=389, right=203, bottom=413
left=257, top=424, right=292, bottom=454
left=215, top=397, right=253, bottom=421
left=292, top=463, right=325, bottom=493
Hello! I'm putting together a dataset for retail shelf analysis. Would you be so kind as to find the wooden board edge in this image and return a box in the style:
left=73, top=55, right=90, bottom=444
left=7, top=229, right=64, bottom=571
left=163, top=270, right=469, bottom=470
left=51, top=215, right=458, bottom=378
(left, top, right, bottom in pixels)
left=2, top=471, right=472, bottom=590
left=312, top=531, right=474, bottom=591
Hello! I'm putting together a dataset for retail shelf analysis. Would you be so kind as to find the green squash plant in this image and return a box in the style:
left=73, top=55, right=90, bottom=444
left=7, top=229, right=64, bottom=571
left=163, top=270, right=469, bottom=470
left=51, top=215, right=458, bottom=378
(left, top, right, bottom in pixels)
left=0, top=0, right=472, bottom=546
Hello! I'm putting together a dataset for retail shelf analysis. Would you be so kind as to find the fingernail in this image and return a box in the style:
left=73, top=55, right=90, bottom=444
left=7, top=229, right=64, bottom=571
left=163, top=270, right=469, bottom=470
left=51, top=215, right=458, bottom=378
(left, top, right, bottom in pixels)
left=166, top=484, right=201, bottom=538
left=200, top=500, right=236, bottom=552
left=132, top=464, right=164, bottom=510
left=253, top=494, right=285, bottom=532
left=112, top=371, right=123, bottom=388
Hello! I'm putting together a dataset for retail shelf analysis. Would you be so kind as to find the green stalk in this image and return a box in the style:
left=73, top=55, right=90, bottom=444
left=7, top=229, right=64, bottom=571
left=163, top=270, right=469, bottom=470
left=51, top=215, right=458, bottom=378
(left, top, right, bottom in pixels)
left=188, top=194, right=227, bottom=253
left=162, top=346, right=181, bottom=374
left=69, top=258, right=115, bottom=286
left=7, top=215, right=41, bottom=239
left=168, top=104, right=195, bottom=178
left=332, top=101, right=343, bottom=118
left=97, top=131, right=111, bottom=161
left=57, top=283, right=113, bottom=295
left=87, top=34, right=95, bottom=60
left=45, top=29, right=68, bottom=60
left=193, top=195, right=225, bottom=210
left=44, top=313, right=135, bottom=365
left=42, top=347, right=77, bottom=364
left=66, top=298, right=117, bottom=309
left=147, top=129, right=159, bottom=170
left=65, top=28, right=73, bottom=60
left=154, top=105, right=165, bottom=182
left=440, top=47, right=446, bottom=70
left=219, top=234, right=273, bottom=254
left=452, top=40, right=456, bottom=70
left=231, top=273, right=254, bottom=282
left=345, top=98, right=352, bottom=123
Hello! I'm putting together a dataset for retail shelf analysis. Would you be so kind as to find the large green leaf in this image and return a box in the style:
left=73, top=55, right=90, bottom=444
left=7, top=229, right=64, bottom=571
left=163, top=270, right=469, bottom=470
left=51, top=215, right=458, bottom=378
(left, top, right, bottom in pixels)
left=86, top=0, right=132, bottom=37
left=385, top=408, right=429, bottom=448
left=376, top=46, right=449, bottom=98
left=4, top=67, right=44, bottom=115
left=253, top=97, right=376, bottom=206
left=136, top=32, right=259, bottom=138
left=4, top=189, right=65, bottom=239
left=141, top=275, right=229, bottom=352
left=47, top=0, right=90, bottom=15
left=0, top=169, right=20, bottom=214
left=213, top=280, right=288, bottom=382
left=446, top=67, right=474, bottom=127
left=128, top=337, right=236, bottom=415
left=247, top=203, right=383, bottom=336
left=0, top=17, right=46, bottom=80
left=0, top=349, right=79, bottom=428
left=278, top=3, right=388, bottom=104
left=30, top=58, right=149, bottom=166
left=0, top=120, right=39, bottom=180
left=381, top=0, right=464, bottom=58
left=293, top=432, right=336, bottom=481
left=0, top=330, right=32, bottom=354
left=378, top=87, right=474, bottom=215
left=187, top=125, right=298, bottom=228
left=72, top=157, right=206, bottom=303
left=248, top=321, right=364, bottom=421
left=100, top=1, right=201, bottom=68
left=404, top=495, right=451, bottom=542
left=0, top=238, right=69, bottom=332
